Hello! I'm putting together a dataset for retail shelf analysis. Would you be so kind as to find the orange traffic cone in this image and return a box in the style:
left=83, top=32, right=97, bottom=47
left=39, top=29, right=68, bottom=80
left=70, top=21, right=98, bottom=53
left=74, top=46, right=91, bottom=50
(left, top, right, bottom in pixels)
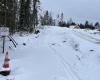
left=3, top=52, right=10, bottom=69
left=0, top=52, right=10, bottom=76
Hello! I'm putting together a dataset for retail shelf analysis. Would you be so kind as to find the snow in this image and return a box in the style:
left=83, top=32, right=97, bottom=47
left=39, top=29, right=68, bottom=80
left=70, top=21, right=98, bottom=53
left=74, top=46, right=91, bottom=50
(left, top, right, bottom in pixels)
left=0, top=26, right=100, bottom=80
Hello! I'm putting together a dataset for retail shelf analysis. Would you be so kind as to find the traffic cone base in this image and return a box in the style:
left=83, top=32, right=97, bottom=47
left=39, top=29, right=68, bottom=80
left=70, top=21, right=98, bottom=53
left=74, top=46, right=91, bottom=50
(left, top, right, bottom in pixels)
left=0, top=51, right=11, bottom=76
left=0, top=70, right=10, bottom=76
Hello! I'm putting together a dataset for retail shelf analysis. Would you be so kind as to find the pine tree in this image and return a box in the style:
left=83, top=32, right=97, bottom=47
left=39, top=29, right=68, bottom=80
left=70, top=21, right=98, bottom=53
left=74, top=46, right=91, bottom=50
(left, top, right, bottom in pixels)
left=95, top=22, right=100, bottom=29
left=60, top=13, right=64, bottom=22
left=0, top=0, right=17, bottom=34
left=25, top=0, right=31, bottom=31
left=32, top=0, right=40, bottom=32
left=58, top=13, right=66, bottom=27
left=19, top=0, right=26, bottom=31
left=43, top=11, right=49, bottom=25
left=85, top=21, right=89, bottom=29
left=40, top=10, right=53, bottom=26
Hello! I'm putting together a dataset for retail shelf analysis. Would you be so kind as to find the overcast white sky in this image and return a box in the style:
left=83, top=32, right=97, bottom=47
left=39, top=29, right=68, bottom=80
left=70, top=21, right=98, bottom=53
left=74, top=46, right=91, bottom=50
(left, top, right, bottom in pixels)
left=41, top=0, right=100, bottom=23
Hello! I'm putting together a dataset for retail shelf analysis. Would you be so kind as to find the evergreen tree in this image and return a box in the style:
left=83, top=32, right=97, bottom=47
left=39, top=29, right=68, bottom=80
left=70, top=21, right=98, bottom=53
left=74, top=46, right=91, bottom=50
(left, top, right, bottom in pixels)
left=40, top=10, right=53, bottom=26
left=58, top=13, right=67, bottom=27
left=0, top=0, right=17, bottom=34
left=19, top=0, right=26, bottom=31
left=85, top=21, right=89, bottom=28
left=94, top=22, right=100, bottom=29
left=18, top=0, right=40, bottom=33
left=84, top=21, right=95, bottom=30
left=25, top=0, right=31, bottom=31
left=60, top=13, right=64, bottom=22
left=32, top=0, right=40, bottom=32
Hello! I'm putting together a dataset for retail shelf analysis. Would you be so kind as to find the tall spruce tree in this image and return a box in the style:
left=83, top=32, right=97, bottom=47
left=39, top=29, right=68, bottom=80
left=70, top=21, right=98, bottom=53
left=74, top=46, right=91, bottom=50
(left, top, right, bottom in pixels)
left=25, top=0, right=31, bottom=31
left=40, top=10, right=53, bottom=26
left=32, top=0, right=40, bottom=32
left=19, top=0, right=26, bottom=31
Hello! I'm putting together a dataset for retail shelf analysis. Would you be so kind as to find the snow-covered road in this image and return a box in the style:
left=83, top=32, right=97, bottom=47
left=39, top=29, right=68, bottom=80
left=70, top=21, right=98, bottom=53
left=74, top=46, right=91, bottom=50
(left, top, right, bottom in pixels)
left=72, top=29, right=100, bottom=44
left=0, top=26, right=100, bottom=80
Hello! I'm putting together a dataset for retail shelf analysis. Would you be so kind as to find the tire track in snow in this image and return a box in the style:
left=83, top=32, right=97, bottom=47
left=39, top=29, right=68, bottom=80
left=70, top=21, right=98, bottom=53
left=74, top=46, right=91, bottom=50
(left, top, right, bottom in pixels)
left=72, top=30, right=100, bottom=44
left=48, top=44, right=82, bottom=80
left=49, top=45, right=75, bottom=80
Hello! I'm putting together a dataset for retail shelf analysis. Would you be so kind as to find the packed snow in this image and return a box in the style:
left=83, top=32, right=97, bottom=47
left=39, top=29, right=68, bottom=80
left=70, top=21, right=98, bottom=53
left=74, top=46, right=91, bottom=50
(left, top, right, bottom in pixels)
left=0, top=26, right=100, bottom=80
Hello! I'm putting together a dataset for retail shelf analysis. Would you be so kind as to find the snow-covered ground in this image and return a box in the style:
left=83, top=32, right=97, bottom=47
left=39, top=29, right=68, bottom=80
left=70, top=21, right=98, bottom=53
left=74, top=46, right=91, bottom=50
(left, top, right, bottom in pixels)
left=0, top=26, right=100, bottom=80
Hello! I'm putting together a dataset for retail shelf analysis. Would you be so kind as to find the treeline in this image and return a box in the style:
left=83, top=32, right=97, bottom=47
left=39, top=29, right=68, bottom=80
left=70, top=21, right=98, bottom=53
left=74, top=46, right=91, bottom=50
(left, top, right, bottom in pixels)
left=40, top=11, right=100, bottom=30
left=0, top=1, right=100, bottom=35
left=0, top=0, right=40, bottom=34
left=59, top=19, right=100, bottom=30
